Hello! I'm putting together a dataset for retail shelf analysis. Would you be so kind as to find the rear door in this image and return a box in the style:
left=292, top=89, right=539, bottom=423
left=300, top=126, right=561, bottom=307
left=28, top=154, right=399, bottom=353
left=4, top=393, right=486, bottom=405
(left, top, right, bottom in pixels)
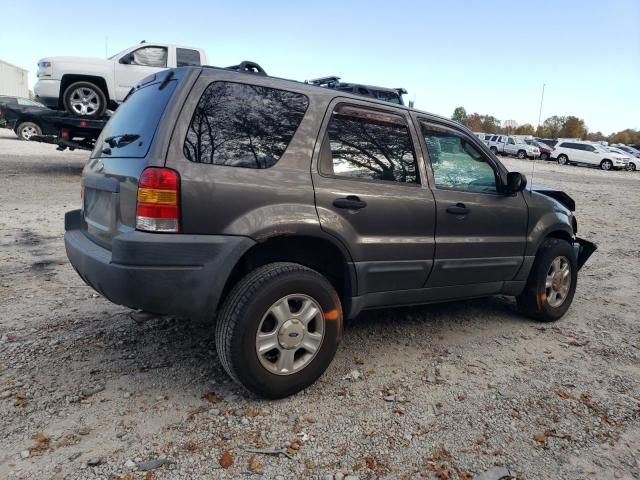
left=312, top=100, right=436, bottom=295
left=416, top=120, right=528, bottom=287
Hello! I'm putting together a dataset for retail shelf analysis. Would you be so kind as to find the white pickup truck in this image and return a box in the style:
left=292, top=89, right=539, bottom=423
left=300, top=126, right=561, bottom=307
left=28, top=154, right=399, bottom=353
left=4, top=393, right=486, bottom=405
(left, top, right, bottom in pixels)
left=485, top=134, right=540, bottom=159
left=34, top=42, right=207, bottom=117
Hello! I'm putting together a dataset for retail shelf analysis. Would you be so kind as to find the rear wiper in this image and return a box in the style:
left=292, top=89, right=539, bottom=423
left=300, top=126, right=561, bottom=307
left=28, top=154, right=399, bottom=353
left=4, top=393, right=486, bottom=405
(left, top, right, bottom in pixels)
left=105, top=133, right=140, bottom=148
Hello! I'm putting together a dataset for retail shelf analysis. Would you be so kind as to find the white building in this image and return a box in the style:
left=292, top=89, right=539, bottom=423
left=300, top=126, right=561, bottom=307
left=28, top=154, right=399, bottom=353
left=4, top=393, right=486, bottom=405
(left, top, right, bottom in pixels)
left=0, top=60, right=29, bottom=98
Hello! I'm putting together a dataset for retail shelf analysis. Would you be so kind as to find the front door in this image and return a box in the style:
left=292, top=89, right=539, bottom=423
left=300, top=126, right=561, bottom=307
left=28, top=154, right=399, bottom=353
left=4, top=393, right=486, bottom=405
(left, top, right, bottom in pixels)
left=417, top=121, right=528, bottom=287
left=114, top=46, right=168, bottom=101
left=312, top=101, right=436, bottom=295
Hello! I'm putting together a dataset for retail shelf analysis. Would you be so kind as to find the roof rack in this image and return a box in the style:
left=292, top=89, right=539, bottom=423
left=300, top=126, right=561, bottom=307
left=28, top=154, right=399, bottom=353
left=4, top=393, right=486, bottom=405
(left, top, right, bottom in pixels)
left=226, top=61, right=267, bottom=76
left=307, top=76, right=407, bottom=105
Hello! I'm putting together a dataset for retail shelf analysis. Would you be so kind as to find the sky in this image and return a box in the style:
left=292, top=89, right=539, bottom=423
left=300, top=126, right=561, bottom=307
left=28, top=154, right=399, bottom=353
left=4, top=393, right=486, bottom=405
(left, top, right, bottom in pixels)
left=0, top=0, right=638, bottom=134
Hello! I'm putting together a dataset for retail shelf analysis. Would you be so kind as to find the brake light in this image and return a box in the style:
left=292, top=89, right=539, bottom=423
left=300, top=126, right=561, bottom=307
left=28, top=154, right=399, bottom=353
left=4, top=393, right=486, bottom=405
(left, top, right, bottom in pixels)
left=136, top=168, right=180, bottom=232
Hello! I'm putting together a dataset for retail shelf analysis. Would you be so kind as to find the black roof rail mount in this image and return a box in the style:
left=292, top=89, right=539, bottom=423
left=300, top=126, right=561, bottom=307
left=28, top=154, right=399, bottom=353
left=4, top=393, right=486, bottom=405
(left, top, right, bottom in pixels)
left=227, top=61, right=267, bottom=76
left=306, top=75, right=407, bottom=105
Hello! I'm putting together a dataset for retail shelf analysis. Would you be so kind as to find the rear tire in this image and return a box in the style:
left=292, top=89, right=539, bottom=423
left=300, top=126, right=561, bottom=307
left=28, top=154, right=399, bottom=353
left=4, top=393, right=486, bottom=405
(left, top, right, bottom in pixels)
left=517, top=238, right=577, bottom=322
left=63, top=81, right=107, bottom=117
left=557, top=154, right=568, bottom=165
left=540, top=152, right=549, bottom=160
left=517, top=150, right=526, bottom=159
left=16, top=121, right=42, bottom=141
left=630, top=162, right=637, bottom=171
left=490, top=146, right=498, bottom=155
left=215, top=262, right=342, bottom=398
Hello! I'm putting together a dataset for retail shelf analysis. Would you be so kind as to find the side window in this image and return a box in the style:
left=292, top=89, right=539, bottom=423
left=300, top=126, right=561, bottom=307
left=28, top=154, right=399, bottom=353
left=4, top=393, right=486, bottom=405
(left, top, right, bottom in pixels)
left=583, top=145, right=595, bottom=152
left=322, top=105, right=419, bottom=184
left=558, top=142, right=570, bottom=149
left=183, top=82, right=309, bottom=168
left=491, top=135, right=498, bottom=141
left=508, top=138, right=515, bottom=145
left=176, top=48, right=201, bottom=67
left=131, top=47, right=167, bottom=67
left=421, top=124, right=498, bottom=193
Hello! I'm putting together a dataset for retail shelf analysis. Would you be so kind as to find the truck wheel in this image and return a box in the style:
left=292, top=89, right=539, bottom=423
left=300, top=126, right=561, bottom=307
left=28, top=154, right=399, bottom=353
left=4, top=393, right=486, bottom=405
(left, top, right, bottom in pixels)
left=517, top=238, right=577, bottom=322
left=557, top=154, right=568, bottom=165
left=63, top=81, right=107, bottom=117
left=490, top=146, right=498, bottom=154
left=600, top=159, right=612, bottom=171
left=16, top=122, right=42, bottom=141
left=517, top=150, right=527, bottom=159
left=215, top=262, right=342, bottom=398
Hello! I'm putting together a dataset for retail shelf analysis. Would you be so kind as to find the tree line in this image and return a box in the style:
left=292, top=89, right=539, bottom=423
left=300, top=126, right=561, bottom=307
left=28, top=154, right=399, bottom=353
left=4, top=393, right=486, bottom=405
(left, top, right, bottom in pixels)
left=451, top=106, right=640, bottom=145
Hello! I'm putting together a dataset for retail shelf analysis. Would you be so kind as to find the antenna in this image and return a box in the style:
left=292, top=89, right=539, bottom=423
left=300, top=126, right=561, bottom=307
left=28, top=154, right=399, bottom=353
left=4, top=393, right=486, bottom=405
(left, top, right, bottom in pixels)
left=531, top=83, right=546, bottom=190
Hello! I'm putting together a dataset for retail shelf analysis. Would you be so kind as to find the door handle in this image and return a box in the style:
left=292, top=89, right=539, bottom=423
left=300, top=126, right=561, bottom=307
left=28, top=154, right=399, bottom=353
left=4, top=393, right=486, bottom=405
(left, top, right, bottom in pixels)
left=333, top=195, right=367, bottom=210
left=446, top=203, right=469, bottom=215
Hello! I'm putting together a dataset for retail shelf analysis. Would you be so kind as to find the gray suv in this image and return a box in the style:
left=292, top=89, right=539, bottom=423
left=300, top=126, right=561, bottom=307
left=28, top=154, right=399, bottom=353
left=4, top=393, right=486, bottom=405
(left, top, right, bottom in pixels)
left=64, top=65, right=596, bottom=398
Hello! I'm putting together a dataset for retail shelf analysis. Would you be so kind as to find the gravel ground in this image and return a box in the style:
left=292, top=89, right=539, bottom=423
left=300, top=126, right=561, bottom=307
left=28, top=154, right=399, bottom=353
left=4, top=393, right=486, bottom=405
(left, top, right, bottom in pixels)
left=0, top=128, right=639, bottom=480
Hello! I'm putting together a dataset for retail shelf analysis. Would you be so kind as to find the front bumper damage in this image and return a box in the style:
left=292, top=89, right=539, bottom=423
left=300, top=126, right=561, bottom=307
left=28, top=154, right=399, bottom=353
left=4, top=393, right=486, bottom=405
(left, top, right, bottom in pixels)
left=574, top=237, right=597, bottom=270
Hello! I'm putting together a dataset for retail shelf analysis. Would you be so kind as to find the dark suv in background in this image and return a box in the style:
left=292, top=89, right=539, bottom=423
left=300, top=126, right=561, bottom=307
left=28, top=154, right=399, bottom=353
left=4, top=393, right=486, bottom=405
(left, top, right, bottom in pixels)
left=65, top=65, right=596, bottom=398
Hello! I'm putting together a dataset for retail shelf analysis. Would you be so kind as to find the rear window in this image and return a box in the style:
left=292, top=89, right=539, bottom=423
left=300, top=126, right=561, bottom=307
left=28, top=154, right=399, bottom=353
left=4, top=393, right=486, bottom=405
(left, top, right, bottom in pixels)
left=177, top=48, right=201, bottom=67
left=183, top=82, right=309, bottom=168
left=92, top=79, right=177, bottom=158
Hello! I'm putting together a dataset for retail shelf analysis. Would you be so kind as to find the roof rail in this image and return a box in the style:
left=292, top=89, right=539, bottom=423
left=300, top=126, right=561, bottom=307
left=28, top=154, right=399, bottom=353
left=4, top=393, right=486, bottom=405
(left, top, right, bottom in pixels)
left=306, top=75, right=407, bottom=105
left=226, top=61, right=267, bottom=76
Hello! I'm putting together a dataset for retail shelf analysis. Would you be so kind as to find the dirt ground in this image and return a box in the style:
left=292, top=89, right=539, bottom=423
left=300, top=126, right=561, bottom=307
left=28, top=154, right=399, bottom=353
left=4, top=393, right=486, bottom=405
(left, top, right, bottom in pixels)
left=0, top=128, right=638, bottom=480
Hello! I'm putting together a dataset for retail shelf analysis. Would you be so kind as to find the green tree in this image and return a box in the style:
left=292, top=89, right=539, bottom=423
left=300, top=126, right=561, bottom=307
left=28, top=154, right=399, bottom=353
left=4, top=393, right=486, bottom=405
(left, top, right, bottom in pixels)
left=535, top=125, right=551, bottom=138
left=609, top=129, right=640, bottom=145
left=466, top=113, right=483, bottom=132
left=585, top=131, right=606, bottom=142
left=451, top=106, right=468, bottom=125
left=559, top=116, right=587, bottom=139
left=515, top=123, right=535, bottom=135
left=481, top=115, right=501, bottom=134
left=543, top=116, right=566, bottom=138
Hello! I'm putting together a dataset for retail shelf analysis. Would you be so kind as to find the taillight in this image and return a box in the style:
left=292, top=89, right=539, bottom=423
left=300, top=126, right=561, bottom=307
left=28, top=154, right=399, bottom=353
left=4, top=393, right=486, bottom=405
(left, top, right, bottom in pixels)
left=136, top=167, right=180, bottom=232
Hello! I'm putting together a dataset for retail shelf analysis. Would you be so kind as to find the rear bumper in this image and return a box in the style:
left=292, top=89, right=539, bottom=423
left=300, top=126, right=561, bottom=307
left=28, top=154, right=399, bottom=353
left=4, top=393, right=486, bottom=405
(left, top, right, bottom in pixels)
left=64, top=209, right=255, bottom=319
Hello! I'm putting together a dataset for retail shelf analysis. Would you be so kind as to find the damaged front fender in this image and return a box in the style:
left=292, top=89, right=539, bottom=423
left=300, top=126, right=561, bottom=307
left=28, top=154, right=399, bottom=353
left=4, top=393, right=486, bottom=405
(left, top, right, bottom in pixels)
left=574, top=237, right=597, bottom=271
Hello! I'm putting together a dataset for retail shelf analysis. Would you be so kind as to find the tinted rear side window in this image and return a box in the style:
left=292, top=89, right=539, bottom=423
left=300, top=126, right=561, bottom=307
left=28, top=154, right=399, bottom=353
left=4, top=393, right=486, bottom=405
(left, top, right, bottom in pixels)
left=183, top=82, right=309, bottom=168
left=92, top=79, right=177, bottom=158
left=176, top=48, right=201, bottom=67
left=322, top=105, right=418, bottom=184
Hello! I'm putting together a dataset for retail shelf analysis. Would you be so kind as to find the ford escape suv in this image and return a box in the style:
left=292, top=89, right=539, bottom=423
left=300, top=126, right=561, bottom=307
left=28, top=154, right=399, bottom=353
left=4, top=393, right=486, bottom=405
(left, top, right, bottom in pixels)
left=65, top=64, right=596, bottom=398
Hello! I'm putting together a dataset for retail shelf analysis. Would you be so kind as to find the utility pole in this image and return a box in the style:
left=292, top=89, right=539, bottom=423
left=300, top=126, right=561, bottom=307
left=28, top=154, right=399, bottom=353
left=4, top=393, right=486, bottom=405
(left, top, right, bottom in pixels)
left=537, top=83, right=546, bottom=131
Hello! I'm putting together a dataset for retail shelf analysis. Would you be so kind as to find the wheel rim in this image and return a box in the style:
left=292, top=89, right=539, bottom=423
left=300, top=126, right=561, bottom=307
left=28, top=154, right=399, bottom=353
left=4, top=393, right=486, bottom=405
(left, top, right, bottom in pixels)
left=69, top=87, right=100, bottom=115
left=558, top=156, right=567, bottom=165
left=21, top=126, right=37, bottom=140
left=255, top=294, right=324, bottom=376
left=545, top=256, right=571, bottom=308
left=602, top=160, right=611, bottom=170
left=518, top=151, right=525, bottom=159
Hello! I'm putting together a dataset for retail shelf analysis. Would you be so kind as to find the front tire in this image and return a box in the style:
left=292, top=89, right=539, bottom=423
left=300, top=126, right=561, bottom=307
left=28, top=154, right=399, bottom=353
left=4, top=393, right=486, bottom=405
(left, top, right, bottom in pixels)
left=600, top=159, right=613, bottom=170
left=517, top=150, right=527, bottom=159
left=490, top=146, right=498, bottom=155
left=215, top=262, right=342, bottom=398
left=16, top=121, right=42, bottom=141
left=517, top=238, right=577, bottom=322
left=557, top=154, right=568, bottom=165
left=63, top=81, right=107, bottom=117
left=630, top=162, right=637, bottom=171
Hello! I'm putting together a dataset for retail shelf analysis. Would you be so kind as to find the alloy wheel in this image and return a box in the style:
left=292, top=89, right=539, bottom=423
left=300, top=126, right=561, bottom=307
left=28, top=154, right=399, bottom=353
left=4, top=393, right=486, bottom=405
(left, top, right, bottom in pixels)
left=545, top=256, right=571, bottom=308
left=255, top=294, right=324, bottom=375
left=20, top=125, right=38, bottom=140
left=69, top=87, right=100, bottom=115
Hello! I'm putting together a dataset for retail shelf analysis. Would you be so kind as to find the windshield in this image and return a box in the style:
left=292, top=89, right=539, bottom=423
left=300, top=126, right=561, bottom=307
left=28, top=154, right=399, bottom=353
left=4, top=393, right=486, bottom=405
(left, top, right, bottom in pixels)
left=107, top=47, right=129, bottom=60
left=92, top=79, right=177, bottom=158
left=593, top=145, right=608, bottom=153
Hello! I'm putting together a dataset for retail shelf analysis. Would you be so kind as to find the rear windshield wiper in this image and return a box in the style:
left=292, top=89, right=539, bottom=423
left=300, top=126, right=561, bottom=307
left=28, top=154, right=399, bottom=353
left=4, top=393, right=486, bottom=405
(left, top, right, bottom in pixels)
left=105, top=133, right=140, bottom=148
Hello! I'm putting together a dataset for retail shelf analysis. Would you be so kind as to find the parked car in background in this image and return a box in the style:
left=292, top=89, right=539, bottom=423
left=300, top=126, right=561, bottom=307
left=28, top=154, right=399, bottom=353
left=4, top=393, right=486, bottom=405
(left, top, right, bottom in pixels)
left=554, top=141, right=630, bottom=170
left=487, top=135, right=540, bottom=158
left=0, top=97, right=109, bottom=141
left=63, top=64, right=595, bottom=398
left=0, top=95, right=50, bottom=139
left=537, top=138, right=560, bottom=149
left=607, top=146, right=638, bottom=171
left=34, top=42, right=208, bottom=117
left=525, top=139, right=554, bottom=160
left=612, top=144, right=640, bottom=158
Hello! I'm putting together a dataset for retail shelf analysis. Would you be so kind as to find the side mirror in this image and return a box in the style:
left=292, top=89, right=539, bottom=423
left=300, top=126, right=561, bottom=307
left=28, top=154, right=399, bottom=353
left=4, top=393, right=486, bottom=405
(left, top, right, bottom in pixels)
left=119, top=53, right=133, bottom=65
left=506, top=171, right=527, bottom=194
